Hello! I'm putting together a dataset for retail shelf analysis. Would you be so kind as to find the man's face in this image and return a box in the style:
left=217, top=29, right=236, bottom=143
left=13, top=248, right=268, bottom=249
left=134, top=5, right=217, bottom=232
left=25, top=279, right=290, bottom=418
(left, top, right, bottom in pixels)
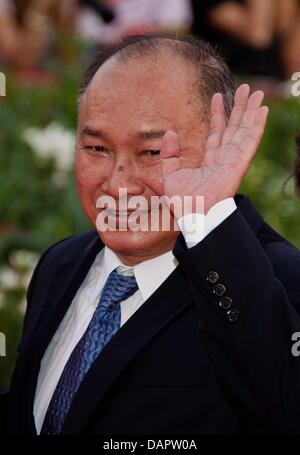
left=75, top=53, right=209, bottom=264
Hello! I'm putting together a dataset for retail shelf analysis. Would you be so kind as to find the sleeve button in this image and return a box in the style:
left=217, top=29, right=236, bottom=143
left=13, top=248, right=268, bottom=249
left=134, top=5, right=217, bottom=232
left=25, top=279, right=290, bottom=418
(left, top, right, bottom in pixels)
left=227, top=309, right=240, bottom=322
left=219, top=296, right=232, bottom=310
left=212, top=283, right=226, bottom=297
left=206, top=271, right=219, bottom=284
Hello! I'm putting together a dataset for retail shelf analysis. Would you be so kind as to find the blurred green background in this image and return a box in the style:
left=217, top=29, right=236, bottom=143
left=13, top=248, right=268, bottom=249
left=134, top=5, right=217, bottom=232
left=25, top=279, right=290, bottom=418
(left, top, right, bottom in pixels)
left=0, top=52, right=300, bottom=393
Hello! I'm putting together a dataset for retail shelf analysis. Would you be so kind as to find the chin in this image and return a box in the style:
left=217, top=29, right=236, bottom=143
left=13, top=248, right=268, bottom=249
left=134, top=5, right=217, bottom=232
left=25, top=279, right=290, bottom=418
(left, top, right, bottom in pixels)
left=98, top=230, right=154, bottom=252
left=97, top=229, right=177, bottom=258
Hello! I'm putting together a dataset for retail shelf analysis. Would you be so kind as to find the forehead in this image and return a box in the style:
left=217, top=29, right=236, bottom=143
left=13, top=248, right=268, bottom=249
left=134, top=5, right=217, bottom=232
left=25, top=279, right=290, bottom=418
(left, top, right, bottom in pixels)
left=79, top=53, right=203, bottom=132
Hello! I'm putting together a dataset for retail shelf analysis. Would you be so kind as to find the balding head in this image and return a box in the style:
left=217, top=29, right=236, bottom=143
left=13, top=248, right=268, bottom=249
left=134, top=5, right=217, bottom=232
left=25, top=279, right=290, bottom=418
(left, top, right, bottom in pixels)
left=78, top=33, right=235, bottom=120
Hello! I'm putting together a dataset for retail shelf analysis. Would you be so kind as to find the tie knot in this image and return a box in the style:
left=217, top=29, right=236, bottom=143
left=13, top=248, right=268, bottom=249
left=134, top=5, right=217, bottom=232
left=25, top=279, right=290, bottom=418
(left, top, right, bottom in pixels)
left=99, top=269, right=138, bottom=311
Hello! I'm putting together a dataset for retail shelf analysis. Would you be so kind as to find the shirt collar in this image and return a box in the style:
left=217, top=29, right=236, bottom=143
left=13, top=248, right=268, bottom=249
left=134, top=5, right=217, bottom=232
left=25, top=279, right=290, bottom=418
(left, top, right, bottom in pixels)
left=103, top=246, right=178, bottom=302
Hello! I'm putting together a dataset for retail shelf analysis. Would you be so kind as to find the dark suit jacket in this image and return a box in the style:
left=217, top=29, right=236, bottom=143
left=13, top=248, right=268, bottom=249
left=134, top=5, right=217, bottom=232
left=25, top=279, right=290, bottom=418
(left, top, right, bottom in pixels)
left=2, top=195, right=300, bottom=434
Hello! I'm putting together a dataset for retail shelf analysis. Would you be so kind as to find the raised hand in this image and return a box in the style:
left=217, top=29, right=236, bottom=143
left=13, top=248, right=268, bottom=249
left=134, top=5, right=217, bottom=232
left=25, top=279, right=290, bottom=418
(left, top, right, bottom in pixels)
left=160, top=84, right=269, bottom=216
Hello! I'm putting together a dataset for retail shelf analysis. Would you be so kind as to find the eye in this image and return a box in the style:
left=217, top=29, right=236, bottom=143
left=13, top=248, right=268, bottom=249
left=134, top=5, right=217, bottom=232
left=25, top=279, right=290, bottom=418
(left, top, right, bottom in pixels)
left=142, top=150, right=160, bottom=156
left=93, top=145, right=107, bottom=153
left=86, top=145, right=110, bottom=155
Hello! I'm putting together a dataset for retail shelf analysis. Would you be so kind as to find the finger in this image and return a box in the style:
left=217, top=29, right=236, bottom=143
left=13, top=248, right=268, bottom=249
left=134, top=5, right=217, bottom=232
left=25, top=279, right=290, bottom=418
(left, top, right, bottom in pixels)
left=239, top=105, right=269, bottom=160
left=206, top=93, right=226, bottom=150
left=160, top=130, right=181, bottom=179
left=231, top=90, right=265, bottom=145
left=221, top=84, right=250, bottom=145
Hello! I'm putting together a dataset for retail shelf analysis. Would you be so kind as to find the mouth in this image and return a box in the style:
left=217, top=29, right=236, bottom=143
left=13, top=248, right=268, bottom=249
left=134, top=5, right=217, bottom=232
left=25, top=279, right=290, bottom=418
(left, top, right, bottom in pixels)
left=107, top=209, right=136, bottom=216
left=106, top=209, right=150, bottom=218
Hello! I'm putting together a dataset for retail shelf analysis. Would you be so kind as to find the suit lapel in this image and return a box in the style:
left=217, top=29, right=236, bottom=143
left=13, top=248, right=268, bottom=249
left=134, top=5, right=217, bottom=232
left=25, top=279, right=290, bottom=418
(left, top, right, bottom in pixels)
left=21, top=233, right=103, bottom=357
left=61, top=265, right=193, bottom=434
left=32, top=235, right=103, bottom=361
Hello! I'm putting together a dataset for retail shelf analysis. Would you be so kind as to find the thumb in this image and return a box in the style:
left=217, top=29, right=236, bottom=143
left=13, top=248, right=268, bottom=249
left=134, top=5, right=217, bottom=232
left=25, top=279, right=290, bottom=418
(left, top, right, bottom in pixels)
left=160, top=130, right=181, bottom=180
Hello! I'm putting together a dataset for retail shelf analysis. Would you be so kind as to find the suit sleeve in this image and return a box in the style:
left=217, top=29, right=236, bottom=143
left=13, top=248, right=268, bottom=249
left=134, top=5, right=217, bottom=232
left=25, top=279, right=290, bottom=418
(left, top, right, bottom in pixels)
left=173, top=209, right=300, bottom=433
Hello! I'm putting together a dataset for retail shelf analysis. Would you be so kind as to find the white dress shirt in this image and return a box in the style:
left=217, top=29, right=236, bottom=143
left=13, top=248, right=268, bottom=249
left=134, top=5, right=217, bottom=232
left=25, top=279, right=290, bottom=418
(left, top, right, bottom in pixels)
left=34, top=198, right=236, bottom=434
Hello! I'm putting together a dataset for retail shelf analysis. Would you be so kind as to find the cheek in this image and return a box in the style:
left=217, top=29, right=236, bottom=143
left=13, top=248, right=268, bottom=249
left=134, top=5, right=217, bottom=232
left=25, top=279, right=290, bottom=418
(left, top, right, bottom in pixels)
left=141, top=164, right=163, bottom=196
left=75, top=152, right=105, bottom=191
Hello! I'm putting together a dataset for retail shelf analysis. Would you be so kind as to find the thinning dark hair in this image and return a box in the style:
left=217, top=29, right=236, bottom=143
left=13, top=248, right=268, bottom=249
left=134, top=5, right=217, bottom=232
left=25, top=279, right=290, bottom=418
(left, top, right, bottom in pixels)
left=78, top=33, right=235, bottom=119
left=295, top=134, right=300, bottom=196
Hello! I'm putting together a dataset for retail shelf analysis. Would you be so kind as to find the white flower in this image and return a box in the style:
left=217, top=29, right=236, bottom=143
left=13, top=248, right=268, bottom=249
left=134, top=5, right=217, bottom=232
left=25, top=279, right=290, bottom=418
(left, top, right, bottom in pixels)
left=9, top=249, right=39, bottom=271
left=0, top=266, right=20, bottom=290
left=22, top=122, right=76, bottom=172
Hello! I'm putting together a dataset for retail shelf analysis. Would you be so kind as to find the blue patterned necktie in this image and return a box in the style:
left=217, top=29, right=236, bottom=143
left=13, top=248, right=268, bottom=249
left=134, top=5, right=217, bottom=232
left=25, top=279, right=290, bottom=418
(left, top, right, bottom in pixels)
left=41, top=268, right=138, bottom=435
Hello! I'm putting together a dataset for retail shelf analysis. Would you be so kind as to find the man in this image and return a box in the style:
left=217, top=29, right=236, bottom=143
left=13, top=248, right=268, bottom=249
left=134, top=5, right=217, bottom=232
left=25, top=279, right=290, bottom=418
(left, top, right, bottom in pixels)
left=3, top=34, right=300, bottom=434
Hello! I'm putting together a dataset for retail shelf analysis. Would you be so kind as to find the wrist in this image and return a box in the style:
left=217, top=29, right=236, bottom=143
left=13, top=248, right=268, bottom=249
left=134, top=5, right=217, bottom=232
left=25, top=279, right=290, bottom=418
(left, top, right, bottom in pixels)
left=170, top=194, right=231, bottom=220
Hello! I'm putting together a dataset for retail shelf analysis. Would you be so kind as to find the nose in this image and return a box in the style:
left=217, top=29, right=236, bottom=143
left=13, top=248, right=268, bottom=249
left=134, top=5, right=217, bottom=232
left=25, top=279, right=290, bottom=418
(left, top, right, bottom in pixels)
left=101, top=157, right=144, bottom=199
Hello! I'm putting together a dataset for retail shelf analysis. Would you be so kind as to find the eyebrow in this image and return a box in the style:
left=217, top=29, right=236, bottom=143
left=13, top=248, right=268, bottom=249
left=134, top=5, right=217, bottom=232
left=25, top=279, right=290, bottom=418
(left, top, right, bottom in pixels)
left=81, top=126, right=106, bottom=139
left=136, top=130, right=166, bottom=140
left=80, top=126, right=166, bottom=141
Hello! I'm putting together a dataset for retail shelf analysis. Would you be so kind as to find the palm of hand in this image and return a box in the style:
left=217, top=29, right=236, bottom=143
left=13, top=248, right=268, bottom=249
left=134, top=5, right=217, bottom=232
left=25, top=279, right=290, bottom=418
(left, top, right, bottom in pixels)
left=160, top=84, right=268, bottom=215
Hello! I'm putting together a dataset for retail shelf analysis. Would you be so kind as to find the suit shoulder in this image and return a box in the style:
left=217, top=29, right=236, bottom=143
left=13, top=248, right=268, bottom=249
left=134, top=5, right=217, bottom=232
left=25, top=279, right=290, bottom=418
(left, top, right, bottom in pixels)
left=37, top=230, right=98, bottom=270
left=25, top=230, right=99, bottom=309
